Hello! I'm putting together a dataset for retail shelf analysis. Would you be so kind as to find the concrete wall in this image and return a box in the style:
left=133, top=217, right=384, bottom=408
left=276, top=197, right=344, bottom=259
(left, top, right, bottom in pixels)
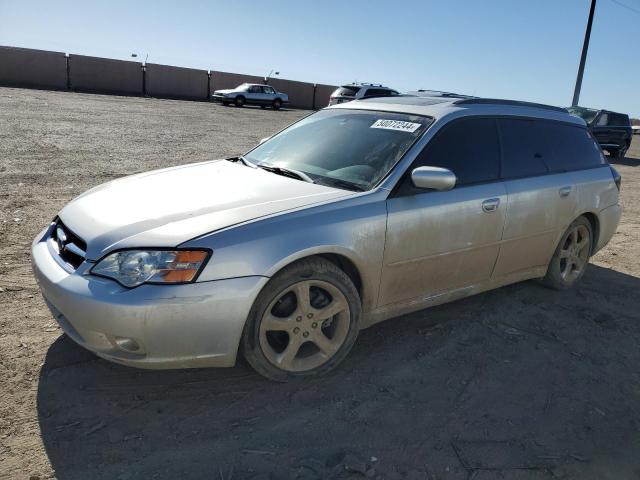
left=0, top=46, right=67, bottom=90
left=267, top=78, right=314, bottom=110
left=145, top=63, right=208, bottom=100
left=211, top=71, right=265, bottom=92
left=315, top=83, right=338, bottom=109
left=68, top=55, right=142, bottom=95
left=0, top=45, right=338, bottom=109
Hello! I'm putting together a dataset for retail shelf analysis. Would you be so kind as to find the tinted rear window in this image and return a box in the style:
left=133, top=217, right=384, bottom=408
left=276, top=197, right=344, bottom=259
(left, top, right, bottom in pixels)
left=414, top=118, right=500, bottom=185
left=499, top=119, right=604, bottom=178
left=499, top=119, right=550, bottom=179
left=334, top=86, right=361, bottom=97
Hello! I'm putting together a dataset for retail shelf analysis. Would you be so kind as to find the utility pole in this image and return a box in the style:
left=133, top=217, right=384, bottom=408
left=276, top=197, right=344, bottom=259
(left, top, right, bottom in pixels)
left=572, top=0, right=597, bottom=106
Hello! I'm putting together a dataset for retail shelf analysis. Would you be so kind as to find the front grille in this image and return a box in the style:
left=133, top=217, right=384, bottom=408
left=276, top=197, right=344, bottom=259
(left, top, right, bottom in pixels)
left=51, top=219, right=87, bottom=270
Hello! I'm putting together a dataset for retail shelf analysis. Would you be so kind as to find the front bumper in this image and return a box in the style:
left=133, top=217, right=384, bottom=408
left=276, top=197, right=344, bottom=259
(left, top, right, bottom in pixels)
left=31, top=231, right=268, bottom=369
left=211, top=94, right=230, bottom=103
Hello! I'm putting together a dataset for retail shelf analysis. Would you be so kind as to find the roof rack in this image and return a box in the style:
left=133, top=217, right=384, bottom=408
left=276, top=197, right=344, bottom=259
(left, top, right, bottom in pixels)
left=454, top=98, right=567, bottom=113
left=409, top=90, right=476, bottom=99
left=350, top=82, right=385, bottom=87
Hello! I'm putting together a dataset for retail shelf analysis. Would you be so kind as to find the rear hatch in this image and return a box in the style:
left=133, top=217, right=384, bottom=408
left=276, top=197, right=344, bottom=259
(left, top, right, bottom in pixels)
left=329, top=86, right=361, bottom=106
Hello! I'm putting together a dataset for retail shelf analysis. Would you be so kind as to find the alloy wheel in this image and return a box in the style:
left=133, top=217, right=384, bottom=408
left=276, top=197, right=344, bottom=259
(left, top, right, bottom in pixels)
left=259, top=280, right=350, bottom=372
left=559, top=224, right=591, bottom=284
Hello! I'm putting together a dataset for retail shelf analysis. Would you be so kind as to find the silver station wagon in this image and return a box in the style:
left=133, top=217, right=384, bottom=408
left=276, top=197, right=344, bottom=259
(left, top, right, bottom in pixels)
left=32, top=96, right=622, bottom=381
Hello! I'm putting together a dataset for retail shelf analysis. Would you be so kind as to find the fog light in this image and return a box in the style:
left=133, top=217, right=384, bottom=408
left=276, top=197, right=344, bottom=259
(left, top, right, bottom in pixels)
left=114, top=336, right=141, bottom=353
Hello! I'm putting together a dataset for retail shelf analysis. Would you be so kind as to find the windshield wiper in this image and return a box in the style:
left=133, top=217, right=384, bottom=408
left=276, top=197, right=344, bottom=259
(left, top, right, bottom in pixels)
left=257, top=164, right=315, bottom=184
left=226, top=156, right=256, bottom=168
left=316, top=177, right=366, bottom=192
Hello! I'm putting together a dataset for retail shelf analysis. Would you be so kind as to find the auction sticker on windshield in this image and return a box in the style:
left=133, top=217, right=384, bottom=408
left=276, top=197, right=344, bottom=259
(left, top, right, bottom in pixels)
left=370, top=119, right=422, bottom=133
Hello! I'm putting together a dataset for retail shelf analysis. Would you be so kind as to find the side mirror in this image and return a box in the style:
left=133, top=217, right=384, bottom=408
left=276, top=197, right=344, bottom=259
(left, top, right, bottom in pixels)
left=410, top=166, right=456, bottom=191
left=259, top=136, right=270, bottom=144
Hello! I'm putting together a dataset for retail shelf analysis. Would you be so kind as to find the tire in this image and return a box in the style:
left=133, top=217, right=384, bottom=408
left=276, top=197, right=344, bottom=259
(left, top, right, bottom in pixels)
left=272, top=98, right=282, bottom=110
left=616, top=145, right=628, bottom=160
left=241, top=258, right=361, bottom=382
left=234, top=96, right=245, bottom=107
left=222, top=101, right=229, bottom=106
left=541, top=216, right=593, bottom=290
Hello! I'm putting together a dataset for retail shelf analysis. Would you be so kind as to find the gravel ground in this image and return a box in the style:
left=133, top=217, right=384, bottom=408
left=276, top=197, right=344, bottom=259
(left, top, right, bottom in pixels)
left=1, top=87, right=639, bottom=480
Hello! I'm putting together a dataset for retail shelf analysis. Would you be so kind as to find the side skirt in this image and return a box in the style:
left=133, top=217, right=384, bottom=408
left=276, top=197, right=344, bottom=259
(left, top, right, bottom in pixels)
left=361, top=266, right=547, bottom=329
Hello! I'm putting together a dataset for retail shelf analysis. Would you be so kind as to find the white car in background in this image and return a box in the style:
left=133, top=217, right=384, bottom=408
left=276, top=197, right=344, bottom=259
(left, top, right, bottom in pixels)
left=632, top=125, right=640, bottom=135
left=212, top=83, right=289, bottom=110
left=328, top=83, right=399, bottom=106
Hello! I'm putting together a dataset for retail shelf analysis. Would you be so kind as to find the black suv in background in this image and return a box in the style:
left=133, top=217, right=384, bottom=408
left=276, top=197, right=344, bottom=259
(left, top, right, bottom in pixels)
left=567, top=107, right=632, bottom=160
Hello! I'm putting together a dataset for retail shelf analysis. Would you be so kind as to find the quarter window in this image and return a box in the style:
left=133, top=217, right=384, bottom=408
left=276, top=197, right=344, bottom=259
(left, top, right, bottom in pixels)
left=412, top=118, right=501, bottom=186
left=543, top=123, right=605, bottom=172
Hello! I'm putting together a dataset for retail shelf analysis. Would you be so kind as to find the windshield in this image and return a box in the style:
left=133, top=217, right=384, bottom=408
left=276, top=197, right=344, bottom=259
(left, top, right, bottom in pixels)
left=567, top=107, right=598, bottom=124
left=244, top=109, right=432, bottom=190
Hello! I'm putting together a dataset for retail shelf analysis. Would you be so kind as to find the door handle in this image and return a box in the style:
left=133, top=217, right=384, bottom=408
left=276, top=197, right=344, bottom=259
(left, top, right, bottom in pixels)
left=482, top=198, right=500, bottom=212
left=559, top=186, right=572, bottom=198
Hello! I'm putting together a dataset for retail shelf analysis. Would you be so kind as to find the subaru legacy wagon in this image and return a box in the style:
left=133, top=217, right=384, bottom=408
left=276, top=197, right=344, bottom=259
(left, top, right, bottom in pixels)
left=32, top=96, right=621, bottom=381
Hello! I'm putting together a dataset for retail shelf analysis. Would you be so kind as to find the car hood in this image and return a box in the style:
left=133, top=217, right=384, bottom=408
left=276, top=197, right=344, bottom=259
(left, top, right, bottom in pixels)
left=59, top=160, right=352, bottom=260
left=214, top=89, right=236, bottom=95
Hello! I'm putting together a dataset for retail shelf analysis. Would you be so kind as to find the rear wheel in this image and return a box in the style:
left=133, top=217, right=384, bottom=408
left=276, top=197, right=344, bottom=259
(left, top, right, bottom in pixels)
left=234, top=96, right=245, bottom=107
left=272, top=98, right=282, bottom=110
left=541, top=216, right=592, bottom=290
left=616, top=144, right=628, bottom=160
left=241, top=258, right=361, bottom=382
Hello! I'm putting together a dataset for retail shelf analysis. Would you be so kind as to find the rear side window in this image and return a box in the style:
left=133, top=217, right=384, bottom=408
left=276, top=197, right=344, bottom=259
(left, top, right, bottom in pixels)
left=413, top=118, right=500, bottom=185
left=334, top=86, right=360, bottom=97
left=499, top=119, right=550, bottom=179
left=608, top=113, right=630, bottom=127
left=543, top=123, right=605, bottom=172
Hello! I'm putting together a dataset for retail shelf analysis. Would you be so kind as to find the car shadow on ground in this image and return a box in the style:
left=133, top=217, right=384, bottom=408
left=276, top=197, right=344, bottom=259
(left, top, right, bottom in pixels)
left=37, top=265, right=640, bottom=480
left=607, top=150, right=639, bottom=167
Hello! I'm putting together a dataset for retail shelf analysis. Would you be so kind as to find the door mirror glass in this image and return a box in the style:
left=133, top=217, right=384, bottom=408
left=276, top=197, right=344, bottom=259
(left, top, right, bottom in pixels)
left=411, top=166, right=456, bottom=191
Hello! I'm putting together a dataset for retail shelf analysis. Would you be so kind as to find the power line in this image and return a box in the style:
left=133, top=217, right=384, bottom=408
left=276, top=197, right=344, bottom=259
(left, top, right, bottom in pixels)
left=610, top=0, right=640, bottom=15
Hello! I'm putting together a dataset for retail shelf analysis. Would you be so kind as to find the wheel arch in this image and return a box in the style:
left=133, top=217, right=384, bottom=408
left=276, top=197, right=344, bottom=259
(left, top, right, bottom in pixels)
left=578, top=211, right=600, bottom=255
left=263, top=247, right=366, bottom=305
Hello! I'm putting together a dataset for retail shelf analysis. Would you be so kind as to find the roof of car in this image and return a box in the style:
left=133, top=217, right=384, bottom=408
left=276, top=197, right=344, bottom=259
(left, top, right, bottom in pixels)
left=328, top=95, right=585, bottom=126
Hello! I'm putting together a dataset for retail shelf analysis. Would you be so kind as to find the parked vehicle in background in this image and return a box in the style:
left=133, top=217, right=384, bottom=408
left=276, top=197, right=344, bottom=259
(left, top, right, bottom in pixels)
left=632, top=125, right=640, bottom=135
left=212, top=83, right=288, bottom=109
left=328, top=83, right=399, bottom=105
left=567, top=106, right=632, bottom=160
left=31, top=96, right=621, bottom=381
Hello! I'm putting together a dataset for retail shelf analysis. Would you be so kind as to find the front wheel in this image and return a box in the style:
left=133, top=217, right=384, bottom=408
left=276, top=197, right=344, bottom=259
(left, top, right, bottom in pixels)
left=234, top=96, right=245, bottom=107
left=272, top=98, right=282, bottom=110
left=541, top=216, right=592, bottom=290
left=241, top=258, right=361, bottom=381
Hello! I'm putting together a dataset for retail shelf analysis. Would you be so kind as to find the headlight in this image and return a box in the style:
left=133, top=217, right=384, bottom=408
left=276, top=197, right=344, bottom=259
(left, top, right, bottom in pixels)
left=91, top=249, right=210, bottom=288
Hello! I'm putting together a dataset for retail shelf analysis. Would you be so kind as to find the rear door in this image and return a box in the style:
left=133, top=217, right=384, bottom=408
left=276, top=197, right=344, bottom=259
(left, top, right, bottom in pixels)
left=380, top=117, right=506, bottom=306
left=492, top=119, right=580, bottom=277
left=247, top=85, right=264, bottom=103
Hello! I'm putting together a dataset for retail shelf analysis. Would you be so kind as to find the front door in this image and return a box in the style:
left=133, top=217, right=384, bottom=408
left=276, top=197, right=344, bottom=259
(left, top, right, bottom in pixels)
left=379, top=117, right=506, bottom=307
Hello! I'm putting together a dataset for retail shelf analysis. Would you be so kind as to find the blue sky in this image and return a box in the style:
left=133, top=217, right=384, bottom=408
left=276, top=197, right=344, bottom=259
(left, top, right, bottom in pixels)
left=1, top=0, right=638, bottom=117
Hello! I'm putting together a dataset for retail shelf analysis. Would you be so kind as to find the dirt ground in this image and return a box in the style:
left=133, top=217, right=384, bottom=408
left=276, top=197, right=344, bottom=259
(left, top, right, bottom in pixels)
left=1, top=87, right=639, bottom=480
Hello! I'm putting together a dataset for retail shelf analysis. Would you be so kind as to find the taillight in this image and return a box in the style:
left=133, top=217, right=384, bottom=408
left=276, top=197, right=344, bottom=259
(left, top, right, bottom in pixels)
left=610, top=165, right=621, bottom=191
